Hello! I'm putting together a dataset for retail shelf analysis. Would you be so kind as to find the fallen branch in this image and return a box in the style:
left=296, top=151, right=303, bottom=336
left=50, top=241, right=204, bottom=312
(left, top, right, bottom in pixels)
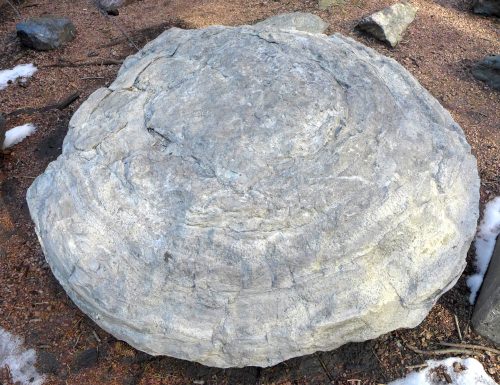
left=21, top=2, right=40, bottom=8
left=8, top=91, right=80, bottom=117
left=439, top=342, right=500, bottom=355
left=5, top=0, right=22, bottom=19
left=97, top=7, right=139, bottom=51
left=454, top=314, right=463, bottom=341
left=406, top=344, right=475, bottom=356
left=99, top=21, right=180, bottom=48
left=42, top=58, right=122, bottom=68
left=315, top=353, right=333, bottom=382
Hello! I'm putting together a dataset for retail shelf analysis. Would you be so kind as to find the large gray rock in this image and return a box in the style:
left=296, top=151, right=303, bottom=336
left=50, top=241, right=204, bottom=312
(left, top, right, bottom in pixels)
left=473, top=0, right=500, bottom=17
left=16, top=17, right=76, bottom=51
left=357, top=2, right=417, bottom=47
left=472, top=236, right=500, bottom=344
left=472, top=55, right=500, bottom=91
left=27, top=20, right=480, bottom=368
left=254, top=12, right=328, bottom=34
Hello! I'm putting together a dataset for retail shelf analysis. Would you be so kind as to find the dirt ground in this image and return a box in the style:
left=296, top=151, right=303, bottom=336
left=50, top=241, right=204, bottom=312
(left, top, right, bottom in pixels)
left=0, top=0, right=499, bottom=384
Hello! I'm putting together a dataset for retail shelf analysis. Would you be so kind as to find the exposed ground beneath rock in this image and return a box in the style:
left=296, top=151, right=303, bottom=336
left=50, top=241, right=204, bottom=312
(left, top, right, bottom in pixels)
left=0, top=0, right=499, bottom=384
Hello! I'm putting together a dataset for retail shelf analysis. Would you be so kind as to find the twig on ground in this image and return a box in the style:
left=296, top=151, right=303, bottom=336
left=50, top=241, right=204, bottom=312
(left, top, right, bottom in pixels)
left=315, top=353, right=333, bottom=382
left=406, top=363, right=428, bottom=370
left=72, top=332, right=82, bottom=349
left=5, top=0, right=22, bottom=19
left=81, top=76, right=106, bottom=80
left=454, top=314, right=463, bottom=341
left=8, top=91, right=80, bottom=117
left=99, top=21, right=177, bottom=48
left=55, top=91, right=81, bottom=110
left=406, top=344, right=475, bottom=356
left=439, top=342, right=500, bottom=355
left=22, top=2, right=40, bottom=8
left=92, top=329, right=101, bottom=343
left=372, top=348, right=388, bottom=381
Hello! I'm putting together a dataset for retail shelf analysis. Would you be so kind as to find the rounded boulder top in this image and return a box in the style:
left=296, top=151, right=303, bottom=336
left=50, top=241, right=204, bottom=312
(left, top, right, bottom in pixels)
left=27, top=13, right=480, bottom=368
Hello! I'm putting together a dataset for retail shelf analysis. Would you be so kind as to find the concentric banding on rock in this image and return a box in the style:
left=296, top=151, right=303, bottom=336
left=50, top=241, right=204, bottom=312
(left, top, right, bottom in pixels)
left=27, top=24, right=479, bottom=368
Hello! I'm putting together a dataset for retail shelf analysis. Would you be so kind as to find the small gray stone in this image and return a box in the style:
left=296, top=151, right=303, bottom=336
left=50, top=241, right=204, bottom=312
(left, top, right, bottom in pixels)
left=472, top=55, right=500, bottom=91
left=27, top=22, right=479, bottom=368
left=473, top=0, right=500, bottom=17
left=357, top=2, right=417, bottom=47
left=16, top=17, right=76, bottom=51
left=96, top=0, right=135, bottom=12
left=254, top=12, right=328, bottom=34
left=318, top=0, right=343, bottom=11
left=472, top=237, right=500, bottom=344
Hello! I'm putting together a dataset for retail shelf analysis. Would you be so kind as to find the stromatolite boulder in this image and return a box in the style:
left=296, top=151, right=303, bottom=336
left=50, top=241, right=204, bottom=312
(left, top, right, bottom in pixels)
left=254, top=12, right=328, bottom=34
left=27, top=15, right=480, bottom=368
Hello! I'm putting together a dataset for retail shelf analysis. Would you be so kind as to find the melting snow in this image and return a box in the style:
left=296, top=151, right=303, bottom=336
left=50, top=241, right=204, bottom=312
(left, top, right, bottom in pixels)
left=467, top=196, right=500, bottom=304
left=2, top=123, right=37, bottom=150
left=0, top=63, right=37, bottom=90
left=0, top=327, right=45, bottom=385
left=388, top=357, right=497, bottom=385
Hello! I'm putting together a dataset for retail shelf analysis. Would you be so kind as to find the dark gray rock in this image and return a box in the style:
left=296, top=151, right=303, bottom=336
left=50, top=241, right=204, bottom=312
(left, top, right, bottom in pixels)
left=472, top=237, right=500, bottom=344
left=72, top=348, right=98, bottom=371
left=254, top=12, right=328, bottom=34
left=27, top=20, right=479, bottom=368
left=473, top=0, right=500, bottom=17
left=472, top=55, right=500, bottom=91
left=357, top=2, right=417, bottom=47
left=37, top=351, right=60, bottom=375
left=16, top=17, right=76, bottom=51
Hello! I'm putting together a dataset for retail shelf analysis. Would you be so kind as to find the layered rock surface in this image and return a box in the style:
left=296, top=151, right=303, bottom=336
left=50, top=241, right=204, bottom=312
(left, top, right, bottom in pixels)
left=27, top=17, right=480, bottom=368
left=357, top=2, right=417, bottom=47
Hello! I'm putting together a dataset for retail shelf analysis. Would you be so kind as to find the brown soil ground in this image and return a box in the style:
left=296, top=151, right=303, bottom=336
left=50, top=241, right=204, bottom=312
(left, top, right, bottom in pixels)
left=0, top=0, right=499, bottom=384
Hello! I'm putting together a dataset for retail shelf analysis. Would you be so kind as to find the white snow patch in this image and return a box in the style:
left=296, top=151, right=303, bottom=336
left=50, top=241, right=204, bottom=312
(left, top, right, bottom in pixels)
left=2, top=123, right=37, bottom=150
left=0, top=327, right=45, bottom=385
left=467, top=196, right=500, bottom=304
left=0, top=64, right=37, bottom=90
left=388, top=357, right=497, bottom=385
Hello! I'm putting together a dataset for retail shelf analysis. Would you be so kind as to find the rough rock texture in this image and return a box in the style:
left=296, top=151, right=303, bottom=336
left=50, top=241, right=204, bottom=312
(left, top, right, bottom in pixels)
left=96, top=0, right=135, bottom=12
left=16, top=17, right=76, bottom=51
left=357, top=2, right=417, bottom=47
left=254, top=12, right=328, bottom=34
left=473, top=0, right=500, bottom=17
left=27, top=19, right=480, bottom=368
left=472, top=55, right=500, bottom=91
left=472, top=238, right=500, bottom=344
